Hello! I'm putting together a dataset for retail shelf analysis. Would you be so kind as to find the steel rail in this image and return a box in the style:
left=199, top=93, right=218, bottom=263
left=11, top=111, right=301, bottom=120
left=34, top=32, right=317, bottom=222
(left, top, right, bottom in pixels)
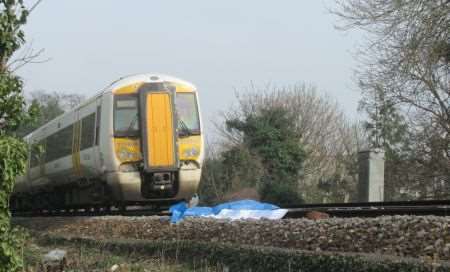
left=12, top=200, right=450, bottom=218
left=12, top=208, right=169, bottom=217
left=281, top=199, right=450, bottom=209
left=282, top=200, right=450, bottom=218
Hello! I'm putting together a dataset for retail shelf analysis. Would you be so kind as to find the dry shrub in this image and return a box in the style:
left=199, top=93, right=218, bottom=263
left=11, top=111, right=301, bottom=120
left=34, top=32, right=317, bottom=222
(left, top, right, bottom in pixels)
left=221, top=187, right=261, bottom=202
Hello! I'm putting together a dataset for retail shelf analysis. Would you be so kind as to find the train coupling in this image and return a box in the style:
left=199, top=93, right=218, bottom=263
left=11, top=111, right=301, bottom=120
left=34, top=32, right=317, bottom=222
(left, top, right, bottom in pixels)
left=141, top=172, right=178, bottom=198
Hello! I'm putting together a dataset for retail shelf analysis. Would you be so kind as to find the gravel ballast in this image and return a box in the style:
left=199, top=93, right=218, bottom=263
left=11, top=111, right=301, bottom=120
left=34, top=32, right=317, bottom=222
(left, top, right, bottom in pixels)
left=13, top=215, right=450, bottom=261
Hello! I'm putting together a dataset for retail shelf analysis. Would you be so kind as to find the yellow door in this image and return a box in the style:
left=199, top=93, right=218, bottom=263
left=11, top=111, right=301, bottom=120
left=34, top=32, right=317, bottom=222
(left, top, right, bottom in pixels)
left=145, top=92, right=176, bottom=168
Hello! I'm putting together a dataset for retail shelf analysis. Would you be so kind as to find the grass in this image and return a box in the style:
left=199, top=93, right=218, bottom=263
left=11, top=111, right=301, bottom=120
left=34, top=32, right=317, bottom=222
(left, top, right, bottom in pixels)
left=23, top=236, right=220, bottom=272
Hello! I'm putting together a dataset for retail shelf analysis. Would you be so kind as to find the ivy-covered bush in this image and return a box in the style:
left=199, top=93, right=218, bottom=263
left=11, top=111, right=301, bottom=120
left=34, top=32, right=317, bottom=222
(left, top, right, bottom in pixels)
left=0, top=1, right=36, bottom=271
left=225, top=106, right=305, bottom=205
left=0, top=136, right=27, bottom=272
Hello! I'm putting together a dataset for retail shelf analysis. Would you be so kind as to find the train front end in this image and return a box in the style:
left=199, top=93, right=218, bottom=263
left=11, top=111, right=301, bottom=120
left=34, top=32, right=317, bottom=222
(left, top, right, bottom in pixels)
left=110, top=76, right=203, bottom=204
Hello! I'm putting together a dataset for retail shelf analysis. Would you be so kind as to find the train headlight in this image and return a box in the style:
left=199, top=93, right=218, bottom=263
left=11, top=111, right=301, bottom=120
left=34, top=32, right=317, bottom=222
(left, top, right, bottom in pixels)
left=114, top=138, right=142, bottom=162
left=118, top=149, right=135, bottom=161
left=182, top=147, right=199, bottom=158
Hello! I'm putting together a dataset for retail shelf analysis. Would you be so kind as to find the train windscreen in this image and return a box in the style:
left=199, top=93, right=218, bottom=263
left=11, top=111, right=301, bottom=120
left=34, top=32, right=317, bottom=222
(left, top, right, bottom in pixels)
left=114, top=95, right=139, bottom=137
left=114, top=93, right=199, bottom=137
left=176, top=93, right=200, bottom=136
left=175, top=93, right=200, bottom=136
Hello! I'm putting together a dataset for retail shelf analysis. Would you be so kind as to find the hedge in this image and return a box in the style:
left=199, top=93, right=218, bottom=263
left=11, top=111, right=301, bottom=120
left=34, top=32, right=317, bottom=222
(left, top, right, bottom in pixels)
left=36, top=234, right=450, bottom=272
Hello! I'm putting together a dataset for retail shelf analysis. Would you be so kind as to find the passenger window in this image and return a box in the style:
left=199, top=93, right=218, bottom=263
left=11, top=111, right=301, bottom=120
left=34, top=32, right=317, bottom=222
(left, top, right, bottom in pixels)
left=45, top=125, right=73, bottom=162
left=81, top=113, right=96, bottom=150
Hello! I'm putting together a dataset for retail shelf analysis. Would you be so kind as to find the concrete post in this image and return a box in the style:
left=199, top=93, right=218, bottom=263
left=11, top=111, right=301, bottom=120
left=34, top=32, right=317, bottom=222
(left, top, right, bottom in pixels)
left=358, top=148, right=385, bottom=202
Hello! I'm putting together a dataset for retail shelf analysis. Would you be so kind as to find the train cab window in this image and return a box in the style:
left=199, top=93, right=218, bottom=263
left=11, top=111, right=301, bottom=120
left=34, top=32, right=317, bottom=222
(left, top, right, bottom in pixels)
left=176, top=93, right=200, bottom=136
left=81, top=113, right=96, bottom=150
left=114, top=96, right=139, bottom=137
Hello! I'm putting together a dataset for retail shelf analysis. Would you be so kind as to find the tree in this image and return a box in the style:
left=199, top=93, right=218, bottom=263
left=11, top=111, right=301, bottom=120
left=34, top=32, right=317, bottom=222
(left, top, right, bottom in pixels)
left=221, top=85, right=366, bottom=202
left=16, top=90, right=85, bottom=137
left=0, top=1, right=39, bottom=271
left=333, top=0, right=450, bottom=199
left=225, top=105, right=305, bottom=205
left=199, top=84, right=363, bottom=204
left=361, top=86, right=414, bottom=200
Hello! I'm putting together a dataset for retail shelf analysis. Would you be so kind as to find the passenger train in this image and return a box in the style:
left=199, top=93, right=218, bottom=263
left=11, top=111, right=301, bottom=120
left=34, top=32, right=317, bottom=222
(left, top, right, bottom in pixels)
left=11, top=74, right=204, bottom=212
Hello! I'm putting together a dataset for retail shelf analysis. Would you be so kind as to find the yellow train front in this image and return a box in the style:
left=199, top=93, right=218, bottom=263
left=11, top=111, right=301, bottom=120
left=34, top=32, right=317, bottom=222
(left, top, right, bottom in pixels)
left=109, top=75, right=204, bottom=205
left=11, top=74, right=204, bottom=211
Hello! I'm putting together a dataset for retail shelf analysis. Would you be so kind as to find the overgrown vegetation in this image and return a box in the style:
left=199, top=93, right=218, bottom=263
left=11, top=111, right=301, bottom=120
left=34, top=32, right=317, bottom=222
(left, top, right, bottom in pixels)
left=37, top=234, right=450, bottom=272
left=200, top=96, right=306, bottom=206
left=0, top=138, right=28, bottom=271
left=24, top=235, right=205, bottom=272
left=199, top=85, right=363, bottom=205
left=334, top=0, right=450, bottom=200
left=201, top=0, right=450, bottom=204
left=0, top=1, right=39, bottom=271
left=226, top=105, right=306, bottom=205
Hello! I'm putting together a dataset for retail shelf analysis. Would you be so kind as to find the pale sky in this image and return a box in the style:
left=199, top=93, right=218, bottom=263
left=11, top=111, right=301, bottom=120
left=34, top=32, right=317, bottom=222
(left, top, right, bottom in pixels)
left=17, top=0, right=362, bottom=138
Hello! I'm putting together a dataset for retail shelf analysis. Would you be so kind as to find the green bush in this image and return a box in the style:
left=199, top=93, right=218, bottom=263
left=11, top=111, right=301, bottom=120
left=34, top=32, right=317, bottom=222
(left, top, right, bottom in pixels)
left=0, top=1, right=35, bottom=270
left=0, top=137, right=28, bottom=272
left=225, top=106, right=305, bottom=205
left=259, top=178, right=304, bottom=206
left=199, top=146, right=265, bottom=204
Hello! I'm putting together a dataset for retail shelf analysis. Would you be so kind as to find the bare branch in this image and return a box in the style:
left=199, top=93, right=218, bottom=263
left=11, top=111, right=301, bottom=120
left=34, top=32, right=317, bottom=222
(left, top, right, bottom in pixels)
left=7, top=41, right=50, bottom=72
left=29, top=0, right=44, bottom=15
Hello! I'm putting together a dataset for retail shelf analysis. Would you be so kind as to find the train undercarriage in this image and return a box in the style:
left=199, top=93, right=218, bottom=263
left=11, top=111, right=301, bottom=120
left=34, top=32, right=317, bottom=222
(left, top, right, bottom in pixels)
left=10, top=171, right=181, bottom=213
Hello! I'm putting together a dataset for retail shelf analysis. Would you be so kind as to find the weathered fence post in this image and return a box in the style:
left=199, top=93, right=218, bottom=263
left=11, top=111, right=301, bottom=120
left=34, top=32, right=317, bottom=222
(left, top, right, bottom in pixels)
left=358, top=148, right=385, bottom=202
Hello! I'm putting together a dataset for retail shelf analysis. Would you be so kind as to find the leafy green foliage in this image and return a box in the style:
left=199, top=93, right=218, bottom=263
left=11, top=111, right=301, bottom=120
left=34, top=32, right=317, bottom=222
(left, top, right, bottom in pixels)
left=0, top=136, right=26, bottom=215
left=362, top=88, right=410, bottom=157
left=0, top=1, right=33, bottom=271
left=15, top=91, right=66, bottom=137
left=12, top=91, right=85, bottom=137
left=362, top=88, right=417, bottom=200
left=200, top=103, right=305, bottom=206
left=226, top=106, right=305, bottom=205
left=0, top=73, right=38, bottom=135
left=0, top=227, right=27, bottom=272
left=0, top=136, right=27, bottom=272
left=0, top=0, right=28, bottom=71
left=199, top=146, right=264, bottom=204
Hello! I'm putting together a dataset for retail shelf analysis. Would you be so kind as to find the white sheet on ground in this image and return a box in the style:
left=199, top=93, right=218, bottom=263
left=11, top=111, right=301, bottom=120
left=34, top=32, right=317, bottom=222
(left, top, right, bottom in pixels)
left=212, top=208, right=288, bottom=220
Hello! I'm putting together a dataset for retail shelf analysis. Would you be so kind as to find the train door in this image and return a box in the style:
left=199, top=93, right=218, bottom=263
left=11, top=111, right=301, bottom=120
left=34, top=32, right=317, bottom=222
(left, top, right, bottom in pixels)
left=139, top=85, right=179, bottom=172
left=92, top=97, right=103, bottom=174
left=28, top=130, right=45, bottom=185
left=46, top=110, right=77, bottom=185
left=78, top=101, right=99, bottom=178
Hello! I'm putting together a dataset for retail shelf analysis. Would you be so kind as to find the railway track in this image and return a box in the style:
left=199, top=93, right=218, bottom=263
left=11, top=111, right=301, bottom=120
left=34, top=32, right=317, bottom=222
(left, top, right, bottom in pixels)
left=12, top=206, right=170, bottom=217
left=283, top=200, right=450, bottom=218
left=12, top=200, right=450, bottom=218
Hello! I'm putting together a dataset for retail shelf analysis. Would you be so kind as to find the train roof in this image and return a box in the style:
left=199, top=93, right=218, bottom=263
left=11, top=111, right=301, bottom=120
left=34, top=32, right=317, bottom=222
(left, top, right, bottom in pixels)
left=106, top=73, right=196, bottom=93
left=23, top=73, right=197, bottom=141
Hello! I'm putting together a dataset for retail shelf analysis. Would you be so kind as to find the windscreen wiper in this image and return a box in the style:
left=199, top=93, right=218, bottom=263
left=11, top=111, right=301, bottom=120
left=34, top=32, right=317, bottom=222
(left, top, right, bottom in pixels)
left=178, top=119, right=192, bottom=137
left=123, top=114, right=139, bottom=136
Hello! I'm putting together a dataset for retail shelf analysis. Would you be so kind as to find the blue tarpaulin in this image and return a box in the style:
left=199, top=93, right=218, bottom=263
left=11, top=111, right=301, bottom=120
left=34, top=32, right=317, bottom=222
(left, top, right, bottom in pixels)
left=169, top=199, right=287, bottom=223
